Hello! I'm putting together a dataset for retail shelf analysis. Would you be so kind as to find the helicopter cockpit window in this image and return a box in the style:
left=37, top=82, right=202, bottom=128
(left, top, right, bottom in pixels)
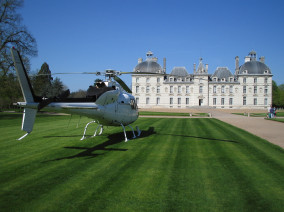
left=130, top=99, right=137, bottom=110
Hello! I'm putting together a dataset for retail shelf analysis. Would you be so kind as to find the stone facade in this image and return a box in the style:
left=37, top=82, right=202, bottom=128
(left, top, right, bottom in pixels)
left=132, top=51, right=272, bottom=109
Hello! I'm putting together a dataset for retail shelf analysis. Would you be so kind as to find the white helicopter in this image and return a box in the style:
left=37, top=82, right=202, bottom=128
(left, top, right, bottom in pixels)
left=11, top=47, right=145, bottom=142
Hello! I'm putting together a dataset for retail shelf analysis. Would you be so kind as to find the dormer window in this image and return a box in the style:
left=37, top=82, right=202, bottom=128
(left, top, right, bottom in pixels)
left=264, top=70, right=268, bottom=74
left=229, top=77, right=233, bottom=82
left=213, top=77, right=217, bottom=82
left=243, top=70, right=247, bottom=74
left=222, top=78, right=226, bottom=82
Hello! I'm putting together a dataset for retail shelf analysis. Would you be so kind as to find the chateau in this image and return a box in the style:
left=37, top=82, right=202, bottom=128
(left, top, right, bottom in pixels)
left=132, top=51, right=272, bottom=109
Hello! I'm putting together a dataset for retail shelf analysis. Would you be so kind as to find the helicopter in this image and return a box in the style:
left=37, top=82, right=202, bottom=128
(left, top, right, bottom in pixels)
left=11, top=47, right=147, bottom=142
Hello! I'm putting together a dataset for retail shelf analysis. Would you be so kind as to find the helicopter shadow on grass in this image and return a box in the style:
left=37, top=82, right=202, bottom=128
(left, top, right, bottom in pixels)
left=43, top=127, right=156, bottom=162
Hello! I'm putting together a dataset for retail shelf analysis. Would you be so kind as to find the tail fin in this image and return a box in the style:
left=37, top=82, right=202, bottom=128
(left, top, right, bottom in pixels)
left=11, top=48, right=38, bottom=140
left=10, top=48, right=36, bottom=102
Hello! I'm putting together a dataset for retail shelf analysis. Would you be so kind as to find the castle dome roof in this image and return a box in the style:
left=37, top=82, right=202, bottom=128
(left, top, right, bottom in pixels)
left=239, top=61, right=271, bottom=75
left=134, top=60, right=163, bottom=73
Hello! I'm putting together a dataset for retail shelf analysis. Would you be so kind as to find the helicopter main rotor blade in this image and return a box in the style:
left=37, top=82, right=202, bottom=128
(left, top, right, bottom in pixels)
left=113, top=75, right=132, bottom=94
left=36, top=72, right=103, bottom=76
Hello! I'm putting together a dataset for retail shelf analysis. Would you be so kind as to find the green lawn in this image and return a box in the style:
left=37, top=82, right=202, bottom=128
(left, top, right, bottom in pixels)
left=233, top=112, right=284, bottom=117
left=266, top=118, right=284, bottom=123
left=0, top=113, right=284, bottom=211
left=139, top=111, right=209, bottom=117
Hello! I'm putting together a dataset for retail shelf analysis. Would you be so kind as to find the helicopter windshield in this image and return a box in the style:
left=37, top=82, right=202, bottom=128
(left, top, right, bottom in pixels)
left=130, top=99, right=137, bottom=110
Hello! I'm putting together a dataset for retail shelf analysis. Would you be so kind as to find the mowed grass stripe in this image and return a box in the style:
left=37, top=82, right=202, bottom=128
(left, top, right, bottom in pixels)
left=25, top=118, right=168, bottom=211
left=207, top=119, right=284, bottom=211
left=0, top=114, right=284, bottom=211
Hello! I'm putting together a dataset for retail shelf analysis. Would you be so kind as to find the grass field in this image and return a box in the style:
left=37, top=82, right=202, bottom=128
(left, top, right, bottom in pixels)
left=0, top=113, right=284, bottom=211
left=265, top=118, right=284, bottom=123
left=233, top=112, right=284, bottom=117
left=139, top=111, right=209, bottom=117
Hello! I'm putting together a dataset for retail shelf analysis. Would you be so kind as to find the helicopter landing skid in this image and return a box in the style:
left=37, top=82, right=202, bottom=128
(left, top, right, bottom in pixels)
left=120, top=123, right=141, bottom=142
left=80, top=120, right=103, bottom=140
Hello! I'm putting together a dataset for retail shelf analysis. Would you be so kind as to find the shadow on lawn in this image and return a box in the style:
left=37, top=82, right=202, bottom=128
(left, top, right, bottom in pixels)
left=44, top=127, right=156, bottom=162
left=162, top=133, right=239, bottom=143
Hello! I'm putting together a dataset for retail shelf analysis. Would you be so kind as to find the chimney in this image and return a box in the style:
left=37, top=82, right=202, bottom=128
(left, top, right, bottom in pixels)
left=152, top=57, right=158, bottom=62
left=138, top=58, right=143, bottom=64
left=193, top=63, right=196, bottom=73
left=205, top=64, right=208, bottom=73
left=235, top=56, right=239, bottom=74
left=245, top=56, right=250, bottom=63
left=163, top=58, right=166, bottom=73
left=260, top=56, right=265, bottom=63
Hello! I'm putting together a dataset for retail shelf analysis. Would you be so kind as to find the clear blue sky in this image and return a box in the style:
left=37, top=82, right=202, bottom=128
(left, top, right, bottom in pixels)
left=20, top=0, right=284, bottom=92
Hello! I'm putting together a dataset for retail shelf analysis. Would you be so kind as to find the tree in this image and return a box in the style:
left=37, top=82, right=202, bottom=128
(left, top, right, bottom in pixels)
left=50, top=77, right=65, bottom=97
left=69, top=89, right=87, bottom=98
left=0, top=0, right=37, bottom=75
left=0, top=0, right=37, bottom=109
left=272, top=80, right=280, bottom=107
left=32, top=62, right=52, bottom=97
left=32, top=62, right=67, bottom=98
left=278, top=84, right=284, bottom=108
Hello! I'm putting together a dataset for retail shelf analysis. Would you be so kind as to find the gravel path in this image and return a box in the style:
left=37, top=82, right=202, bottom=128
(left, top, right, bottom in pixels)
left=139, top=108, right=284, bottom=149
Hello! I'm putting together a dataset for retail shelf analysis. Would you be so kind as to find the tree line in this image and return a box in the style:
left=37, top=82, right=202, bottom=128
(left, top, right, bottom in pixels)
left=272, top=81, right=284, bottom=108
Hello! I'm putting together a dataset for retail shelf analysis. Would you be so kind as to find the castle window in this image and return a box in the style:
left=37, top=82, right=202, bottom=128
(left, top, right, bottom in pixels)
left=254, top=78, right=257, bottom=83
left=136, top=86, right=139, bottom=93
left=243, top=97, right=246, bottom=105
left=178, top=86, right=181, bottom=94
left=199, top=86, right=203, bottom=94
left=254, top=98, right=257, bottom=105
left=264, top=77, right=268, bottom=84
left=136, top=77, right=139, bottom=83
left=146, top=97, right=150, bottom=104
left=213, top=86, right=216, bottom=94
left=229, top=98, right=233, bottom=105
left=213, top=98, right=216, bottom=105
left=186, top=86, right=190, bottom=94
left=170, top=98, right=173, bottom=105
left=221, top=98, right=225, bottom=105
left=254, top=86, right=257, bottom=94
left=157, top=78, right=160, bottom=83
left=156, top=97, right=160, bottom=105
left=264, top=86, right=268, bottom=94
left=230, top=85, right=233, bottom=93
left=264, top=98, right=268, bottom=105
left=186, top=98, right=189, bottom=105
left=146, top=86, right=150, bottom=93
left=221, top=85, right=225, bottom=93
left=146, top=78, right=150, bottom=83
left=136, top=97, right=139, bottom=105
left=243, top=78, right=246, bottom=83
left=178, top=98, right=181, bottom=104
left=157, top=86, right=160, bottom=93
left=170, top=86, right=173, bottom=93
left=243, top=86, right=246, bottom=94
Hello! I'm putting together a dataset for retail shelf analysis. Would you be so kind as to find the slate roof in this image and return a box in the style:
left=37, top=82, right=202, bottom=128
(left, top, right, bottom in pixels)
left=170, top=67, right=189, bottom=77
left=212, top=67, right=233, bottom=81
left=134, top=60, right=163, bottom=73
left=239, top=61, right=271, bottom=75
